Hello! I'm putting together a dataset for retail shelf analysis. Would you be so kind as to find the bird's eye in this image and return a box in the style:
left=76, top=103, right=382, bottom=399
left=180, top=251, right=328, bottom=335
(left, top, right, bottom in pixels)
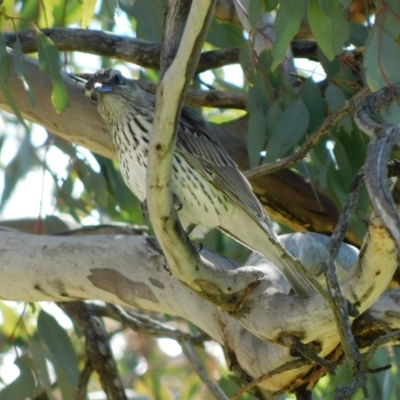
left=114, top=74, right=124, bottom=85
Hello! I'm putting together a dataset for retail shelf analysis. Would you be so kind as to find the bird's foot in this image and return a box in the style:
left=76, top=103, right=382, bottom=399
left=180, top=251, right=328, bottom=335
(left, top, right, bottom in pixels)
left=192, top=241, right=203, bottom=252
left=172, top=193, right=183, bottom=211
left=163, top=260, right=172, bottom=275
left=141, top=194, right=183, bottom=221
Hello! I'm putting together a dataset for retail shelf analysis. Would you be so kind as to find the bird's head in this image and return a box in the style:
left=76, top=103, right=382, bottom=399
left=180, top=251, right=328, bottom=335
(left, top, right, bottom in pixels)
left=85, top=69, right=140, bottom=121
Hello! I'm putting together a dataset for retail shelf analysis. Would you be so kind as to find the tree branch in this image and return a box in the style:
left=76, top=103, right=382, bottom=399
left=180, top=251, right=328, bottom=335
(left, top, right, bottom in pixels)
left=244, top=88, right=370, bottom=179
left=2, top=29, right=318, bottom=72
left=147, top=0, right=250, bottom=299
left=59, top=302, right=127, bottom=400
left=0, top=225, right=397, bottom=392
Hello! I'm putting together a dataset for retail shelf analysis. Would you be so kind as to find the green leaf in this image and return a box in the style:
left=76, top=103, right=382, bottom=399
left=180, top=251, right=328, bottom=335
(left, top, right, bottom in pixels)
left=364, top=28, right=400, bottom=91
left=0, top=31, right=28, bottom=126
left=0, top=32, right=10, bottom=81
left=349, top=21, right=369, bottom=47
left=43, top=214, right=71, bottom=234
left=265, top=0, right=279, bottom=11
left=37, top=32, right=69, bottom=112
left=0, top=131, right=32, bottom=210
left=248, top=0, right=264, bottom=28
left=265, top=98, right=309, bottom=162
left=41, top=0, right=56, bottom=27
left=380, top=99, right=400, bottom=125
left=325, top=84, right=352, bottom=133
left=271, top=0, right=307, bottom=70
left=51, top=78, right=69, bottom=113
left=107, top=0, right=119, bottom=15
left=81, top=0, right=97, bottom=29
left=132, top=0, right=167, bottom=42
left=0, top=357, right=36, bottom=400
left=308, top=0, right=349, bottom=60
left=248, top=109, right=267, bottom=167
left=27, top=334, right=57, bottom=400
left=207, top=19, right=246, bottom=48
left=0, top=78, right=29, bottom=129
left=13, top=37, right=36, bottom=107
left=37, top=310, right=79, bottom=388
left=301, top=78, right=325, bottom=133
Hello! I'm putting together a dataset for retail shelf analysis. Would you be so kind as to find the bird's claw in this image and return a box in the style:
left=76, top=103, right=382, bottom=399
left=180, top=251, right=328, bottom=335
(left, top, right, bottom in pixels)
left=193, top=242, right=203, bottom=252
left=172, top=193, right=183, bottom=211
left=141, top=194, right=182, bottom=221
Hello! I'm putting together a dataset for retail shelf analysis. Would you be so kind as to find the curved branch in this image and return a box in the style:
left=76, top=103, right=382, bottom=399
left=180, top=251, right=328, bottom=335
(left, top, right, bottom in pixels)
left=244, top=88, right=370, bottom=179
left=3, top=29, right=240, bottom=74
left=355, top=84, right=400, bottom=252
left=2, top=29, right=319, bottom=72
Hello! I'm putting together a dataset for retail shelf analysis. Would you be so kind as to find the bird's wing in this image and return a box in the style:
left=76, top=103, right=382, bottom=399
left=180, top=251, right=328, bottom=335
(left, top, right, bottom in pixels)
left=175, top=106, right=268, bottom=226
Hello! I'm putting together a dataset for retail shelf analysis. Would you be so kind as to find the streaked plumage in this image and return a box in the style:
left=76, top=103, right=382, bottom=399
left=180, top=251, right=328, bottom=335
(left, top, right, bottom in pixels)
left=85, top=69, right=314, bottom=295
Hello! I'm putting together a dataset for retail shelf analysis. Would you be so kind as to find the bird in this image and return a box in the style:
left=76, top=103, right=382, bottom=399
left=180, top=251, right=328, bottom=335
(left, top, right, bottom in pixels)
left=84, top=69, right=314, bottom=296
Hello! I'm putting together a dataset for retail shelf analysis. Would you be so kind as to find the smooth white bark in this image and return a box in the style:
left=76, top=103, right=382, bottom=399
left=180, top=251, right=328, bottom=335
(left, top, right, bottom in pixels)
left=0, top=222, right=398, bottom=391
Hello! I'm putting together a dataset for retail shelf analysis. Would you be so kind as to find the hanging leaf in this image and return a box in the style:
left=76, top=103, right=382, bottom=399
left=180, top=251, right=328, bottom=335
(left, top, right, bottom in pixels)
left=0, top=131, right=33, bottom=210
left=37, top=310, right=79, bottom=388
left=27, top=334, right=57, bottom=400
left=207, top=18, right=246, bottom=48
left=37, top=31, right=69, bottom=113
left=248, top=0, right=264, bottom=28
left=364, top=28, right=400, bottom=91
left=41, top=0, right=57, bottom=27
left=265, top=98, right=309, bottom=162
left=325, top=83, right=352, bottom=133
left=301, top=78, right=326, bottom=133
left=132, top=0, right=166, bottom=42
left=0, top=357, right=36, bottom=400
left=271, top=0, right=307, bottom=70
left=309, top=0, right=349, bottom=60
left=13, top=37, right=35, bottom=107
left=81, top=0, right=97, bottom=29
left=0, top=36, right=28, bottom=128
left=0, top=31, right=10, bottom=81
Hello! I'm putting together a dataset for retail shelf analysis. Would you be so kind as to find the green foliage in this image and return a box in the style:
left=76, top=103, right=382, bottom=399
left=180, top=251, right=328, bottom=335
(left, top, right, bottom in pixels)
left=271, top=0, right=307, bottom=70
left=0, top=0, right=399, bottom=398
left=81, top=0, right=97, bottom=29
left=37, top=31, right=69, bottom=112
left=364, top=0, right=400, bottom=90
left=308, top=0, right=349, bottom=60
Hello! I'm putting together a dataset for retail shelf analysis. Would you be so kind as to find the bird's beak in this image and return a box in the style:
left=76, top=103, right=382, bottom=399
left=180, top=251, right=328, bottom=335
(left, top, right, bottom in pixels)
left=94, top=82, right=113, bottom=93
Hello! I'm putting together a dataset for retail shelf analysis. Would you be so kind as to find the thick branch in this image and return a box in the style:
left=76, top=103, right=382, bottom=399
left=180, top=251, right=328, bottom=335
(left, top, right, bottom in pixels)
left=0, top=228, right=397, bottom=392
left=3, top=29, right=239, bottom=74
left=2, top=29, right=317, bottom=71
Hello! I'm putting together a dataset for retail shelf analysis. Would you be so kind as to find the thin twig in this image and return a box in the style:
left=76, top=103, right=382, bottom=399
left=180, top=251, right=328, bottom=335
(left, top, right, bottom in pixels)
left=230, top=359, right=311, bottom=400
left=244, top=87, right=370, bottom=179
left=283, top=337, right=337, bottom=375
left=75, top=359, right=93, bottom=400
left=334, top=372, right=368, bottom=400
left=102, top=304, right=208, bottom=343
left=59, top=302, right=128, bottom=400
left=362, top=329, right=400, bottom=366
left=323, top=171, right=364, bottom=377
left=181, top=340, right=229, bottom=400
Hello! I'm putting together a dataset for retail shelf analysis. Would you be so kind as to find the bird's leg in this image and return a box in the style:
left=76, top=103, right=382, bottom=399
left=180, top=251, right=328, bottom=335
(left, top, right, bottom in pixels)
left=185, top=224, right=203, bottom=252
left=143, top=194, right=196, bottom=274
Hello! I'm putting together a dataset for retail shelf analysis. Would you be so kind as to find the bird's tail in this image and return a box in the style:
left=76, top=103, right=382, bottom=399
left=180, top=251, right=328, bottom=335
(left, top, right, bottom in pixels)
left=220, top=207, right=315, bottom=296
